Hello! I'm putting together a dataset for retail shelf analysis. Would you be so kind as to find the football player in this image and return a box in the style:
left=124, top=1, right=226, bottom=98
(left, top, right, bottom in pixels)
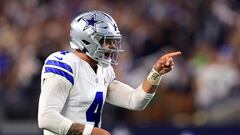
left=38, top=10, right=181, bottom=135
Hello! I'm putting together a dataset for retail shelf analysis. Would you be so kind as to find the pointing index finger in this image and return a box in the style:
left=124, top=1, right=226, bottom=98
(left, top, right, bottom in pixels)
left=165, top=51, right=182, bottom=58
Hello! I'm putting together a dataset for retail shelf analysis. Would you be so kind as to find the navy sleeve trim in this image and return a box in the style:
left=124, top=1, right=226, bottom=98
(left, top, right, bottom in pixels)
left=45, top=60, right=73, bottom=73
left=44, top=67, right=74, bottom=85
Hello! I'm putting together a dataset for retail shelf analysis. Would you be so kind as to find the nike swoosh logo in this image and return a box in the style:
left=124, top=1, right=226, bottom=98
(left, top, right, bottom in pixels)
left=101, top=26, right=108, bottom=29
left=54, top=56, right=63, bottom=60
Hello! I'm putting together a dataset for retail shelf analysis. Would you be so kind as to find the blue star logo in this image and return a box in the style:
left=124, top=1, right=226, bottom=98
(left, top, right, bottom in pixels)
left=83, top=14, right=102, bottom=31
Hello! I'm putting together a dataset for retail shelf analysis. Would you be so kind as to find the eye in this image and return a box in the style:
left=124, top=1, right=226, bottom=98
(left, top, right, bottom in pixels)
left=105, top=39, right=113, bottom=45
left=99, top=38, right=104, bottom=45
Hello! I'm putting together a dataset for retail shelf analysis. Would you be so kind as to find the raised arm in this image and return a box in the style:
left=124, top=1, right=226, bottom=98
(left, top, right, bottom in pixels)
left=143, top=51, right=181, bottom=93
left=106, top=51, right=181, bottom=111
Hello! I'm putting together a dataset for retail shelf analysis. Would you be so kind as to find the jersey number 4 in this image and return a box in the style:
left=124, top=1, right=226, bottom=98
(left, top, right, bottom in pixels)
left=86, top=92, right=103, bottom=127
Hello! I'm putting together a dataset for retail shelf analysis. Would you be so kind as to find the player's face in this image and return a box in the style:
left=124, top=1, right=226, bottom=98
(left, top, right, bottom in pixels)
left=101, top=38, right=121, bottom=49
left=100, top=37, right=122, bottom=60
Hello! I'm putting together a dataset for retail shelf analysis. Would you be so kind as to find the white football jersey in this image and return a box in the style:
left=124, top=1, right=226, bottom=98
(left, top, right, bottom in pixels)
left=41, top=50, right=115, bottom=134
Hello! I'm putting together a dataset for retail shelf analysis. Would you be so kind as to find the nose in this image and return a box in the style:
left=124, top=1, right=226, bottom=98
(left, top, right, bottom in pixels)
left=108, top=43, right=117, bottom=49
left=104, top=40, right=117, bottom=49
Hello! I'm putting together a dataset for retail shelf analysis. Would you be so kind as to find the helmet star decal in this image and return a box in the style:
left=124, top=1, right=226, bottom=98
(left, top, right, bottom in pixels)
left=83, top=14, right=102, bottom=32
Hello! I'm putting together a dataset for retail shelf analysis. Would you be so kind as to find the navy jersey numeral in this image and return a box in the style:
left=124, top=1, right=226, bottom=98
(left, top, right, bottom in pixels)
left=60, top=50, right=69, bottom=55
left=86, top=92, right=103, bottom=127
left=54, top=51, right=69, bottom=60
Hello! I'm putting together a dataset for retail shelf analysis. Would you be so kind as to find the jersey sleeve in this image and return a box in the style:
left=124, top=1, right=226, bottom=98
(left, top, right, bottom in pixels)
left=38, top=74, right=73, bottom=134
left=39, top=51, right=75, bottom=134
left=41, top=51, right=75, bottom=86
left=106, top=80, right=155, bottom=111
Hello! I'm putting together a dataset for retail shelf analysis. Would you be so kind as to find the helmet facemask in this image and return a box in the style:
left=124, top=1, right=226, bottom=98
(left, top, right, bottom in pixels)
left=91, top=34, right=123, bottom=67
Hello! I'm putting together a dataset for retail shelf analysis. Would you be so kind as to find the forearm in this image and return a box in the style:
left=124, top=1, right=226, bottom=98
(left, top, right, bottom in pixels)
left=67, top=123, right=108, bottom=135
left=142, top=80, right=158, bottom=93
left=38, top=110, right=73, bottom=134
left=132, top=83, right=156, bottom=110
left=66, top=123, right=85, bottom=135
left=142, top=67, right=163, bottom=94
left=107, top=80, right=155, bottom=111
left=106, top=64, right=168, bottom=110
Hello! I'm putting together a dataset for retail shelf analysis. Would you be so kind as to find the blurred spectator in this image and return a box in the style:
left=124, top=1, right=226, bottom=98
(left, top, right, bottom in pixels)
left=193, top=42, right=238, bottom=109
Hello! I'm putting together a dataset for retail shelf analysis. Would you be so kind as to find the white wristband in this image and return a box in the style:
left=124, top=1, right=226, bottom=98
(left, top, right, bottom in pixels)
left=83, top=124, right=94, bottom=135
left=147, top=67, right=163, bottom=86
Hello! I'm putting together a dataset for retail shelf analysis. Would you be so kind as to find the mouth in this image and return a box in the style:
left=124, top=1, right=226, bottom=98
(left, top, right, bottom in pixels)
left=105, top=52, right=111, bottom=59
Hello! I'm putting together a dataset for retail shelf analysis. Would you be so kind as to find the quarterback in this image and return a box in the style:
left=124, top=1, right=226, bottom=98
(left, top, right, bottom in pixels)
left=38, top=10, right=181, bottom=135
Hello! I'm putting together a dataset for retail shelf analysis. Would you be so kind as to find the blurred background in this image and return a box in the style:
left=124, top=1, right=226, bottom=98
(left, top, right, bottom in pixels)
left=1, top=0, right=240, bottom=134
